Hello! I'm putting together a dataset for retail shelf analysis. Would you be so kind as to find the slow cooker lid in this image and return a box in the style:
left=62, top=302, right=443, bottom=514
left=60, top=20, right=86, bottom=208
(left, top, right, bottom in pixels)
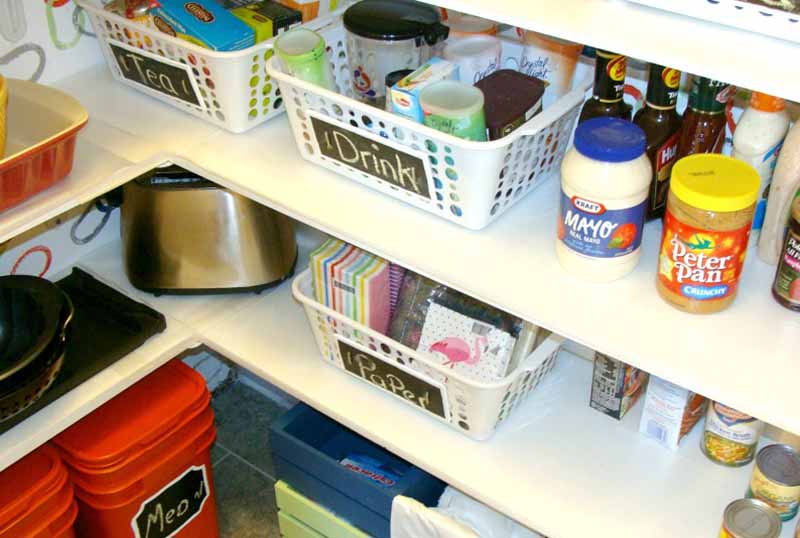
left=343, top=0, right=449, bottom=44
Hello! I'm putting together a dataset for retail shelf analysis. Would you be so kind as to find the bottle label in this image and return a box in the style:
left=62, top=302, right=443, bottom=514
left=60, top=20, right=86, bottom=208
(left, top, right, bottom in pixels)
left=646, top=64, right=681, bottom=108
left=558, top=190, right=645, bottom=259
left=774, top=226, right=800, bottom=306
left=752, top=140, right=784, bottom=232
left=595, top=51, right=626, bottom=103
left=706, top=403, right=760, bottom=444
left=650, top=131, right=681, bottom=212
left=658, top=210, right=750, bottom=301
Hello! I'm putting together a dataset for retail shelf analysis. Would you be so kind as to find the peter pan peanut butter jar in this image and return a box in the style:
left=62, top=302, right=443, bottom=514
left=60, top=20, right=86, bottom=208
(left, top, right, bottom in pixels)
left=657, top=154, right=760, bottom=314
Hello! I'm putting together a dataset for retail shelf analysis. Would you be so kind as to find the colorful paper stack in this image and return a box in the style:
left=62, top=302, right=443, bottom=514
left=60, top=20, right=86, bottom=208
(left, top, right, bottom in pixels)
left=310, top=239, right=392, bottom=334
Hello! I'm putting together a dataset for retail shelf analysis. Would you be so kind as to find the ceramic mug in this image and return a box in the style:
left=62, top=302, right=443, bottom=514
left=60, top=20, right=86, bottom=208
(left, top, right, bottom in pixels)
left=443, top=35, right=501, bottom=85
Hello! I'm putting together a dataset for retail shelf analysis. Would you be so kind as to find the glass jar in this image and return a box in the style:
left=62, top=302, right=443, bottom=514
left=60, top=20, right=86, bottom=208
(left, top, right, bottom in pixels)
left=656, top=154, right=759, bottom=314
left=772, top=196, right=800, bottom=311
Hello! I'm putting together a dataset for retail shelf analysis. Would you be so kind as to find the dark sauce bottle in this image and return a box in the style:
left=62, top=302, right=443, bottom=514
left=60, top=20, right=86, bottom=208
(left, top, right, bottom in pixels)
left=634, top=63, right=683, bottom=220
left=579, top=50, right=632, bottom=124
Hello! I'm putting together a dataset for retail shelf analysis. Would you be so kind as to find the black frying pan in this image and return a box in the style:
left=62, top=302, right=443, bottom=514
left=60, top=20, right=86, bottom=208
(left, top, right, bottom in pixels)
left=0, top=275, right=63, bottom=382
left=0, top=287, right=73, bottom=422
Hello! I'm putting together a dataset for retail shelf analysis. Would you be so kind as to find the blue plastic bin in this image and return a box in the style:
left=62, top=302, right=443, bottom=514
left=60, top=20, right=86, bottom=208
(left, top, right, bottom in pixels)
left=269, top=404, right=446, bottom=538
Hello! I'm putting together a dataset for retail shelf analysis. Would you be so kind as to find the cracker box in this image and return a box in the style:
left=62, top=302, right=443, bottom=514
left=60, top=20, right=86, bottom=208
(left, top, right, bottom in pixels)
left=639, top=375, right=707, bottom=450
left=151, top=0, right=255, bottom=51
left=589, top=352, right=648, bottom=420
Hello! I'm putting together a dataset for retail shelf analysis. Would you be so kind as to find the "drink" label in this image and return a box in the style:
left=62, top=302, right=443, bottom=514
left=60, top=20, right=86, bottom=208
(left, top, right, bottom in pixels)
left=658, top=211, right=750, bottom=301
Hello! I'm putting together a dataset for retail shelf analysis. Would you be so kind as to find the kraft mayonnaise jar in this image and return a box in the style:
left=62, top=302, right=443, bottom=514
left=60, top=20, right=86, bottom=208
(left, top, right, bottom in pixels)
left=557, top=118, right=651, bottom=282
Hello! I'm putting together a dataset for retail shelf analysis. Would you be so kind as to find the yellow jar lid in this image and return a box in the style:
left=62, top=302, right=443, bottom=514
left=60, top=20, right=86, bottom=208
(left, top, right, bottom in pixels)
left=671, top=154, right=760, bottom=212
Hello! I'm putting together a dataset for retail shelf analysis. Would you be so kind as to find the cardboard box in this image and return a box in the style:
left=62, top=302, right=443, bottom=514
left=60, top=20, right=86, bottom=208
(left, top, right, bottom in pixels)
left=231, top=1, right=302, bottom=42
left=589, top=352, right=648, bottom=420
left=639, top=375, right=707, bottom=449
left=151, top=0, right=255, bottom=51
left=390, top=58, right=458, bottom=123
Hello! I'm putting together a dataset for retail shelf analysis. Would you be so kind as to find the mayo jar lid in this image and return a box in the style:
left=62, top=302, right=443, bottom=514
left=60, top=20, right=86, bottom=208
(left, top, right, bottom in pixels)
left=573, top=118, right=646, bottom=163
left=671, top=154, right=760, bottom=213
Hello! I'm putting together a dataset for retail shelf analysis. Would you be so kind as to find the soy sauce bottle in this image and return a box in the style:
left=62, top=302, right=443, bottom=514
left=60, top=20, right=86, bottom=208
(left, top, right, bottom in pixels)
left=634, top=63, right=683, bottom=220
left=579, top=50, right=632, bottom=124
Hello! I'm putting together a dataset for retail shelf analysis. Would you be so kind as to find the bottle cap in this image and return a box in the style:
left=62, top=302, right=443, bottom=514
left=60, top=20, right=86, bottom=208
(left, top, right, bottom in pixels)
left=750, top=92, right=786, bottom=112
left=574, top=118, right=646, bottom=163
left=671, top=154, right=760, bottom=212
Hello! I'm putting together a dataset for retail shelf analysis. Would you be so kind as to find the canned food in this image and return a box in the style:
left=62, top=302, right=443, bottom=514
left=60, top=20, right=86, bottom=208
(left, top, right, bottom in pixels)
left=702, top=402, right=762, bottom=466
left=749, top=444, right=800, bottom=521
left=720, top=499, right=782, bottom=538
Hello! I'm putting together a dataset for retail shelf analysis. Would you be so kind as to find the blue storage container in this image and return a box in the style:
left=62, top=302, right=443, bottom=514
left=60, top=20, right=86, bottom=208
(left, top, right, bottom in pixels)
left=269, top=404, right=446, bottom=538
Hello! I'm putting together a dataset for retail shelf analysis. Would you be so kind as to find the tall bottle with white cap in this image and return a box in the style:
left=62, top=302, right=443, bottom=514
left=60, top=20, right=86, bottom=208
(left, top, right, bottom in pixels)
left=732, top=92, right=790, bottom=244
left=759, top=121, right=800, bottom=264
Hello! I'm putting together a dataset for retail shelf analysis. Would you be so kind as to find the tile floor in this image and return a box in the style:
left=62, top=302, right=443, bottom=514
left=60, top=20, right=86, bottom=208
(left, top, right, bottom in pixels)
left=211, top=380, right=290, bottom=538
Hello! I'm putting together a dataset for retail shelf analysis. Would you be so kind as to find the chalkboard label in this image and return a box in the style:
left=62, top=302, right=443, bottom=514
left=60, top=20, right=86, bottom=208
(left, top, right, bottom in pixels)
left=132, top=465, right=209, bottom=538
left=310, top=113, right=432, bottom=199
left=337, top=339, right=448, bottom=420
left=109, top=41, right=202, bottom=107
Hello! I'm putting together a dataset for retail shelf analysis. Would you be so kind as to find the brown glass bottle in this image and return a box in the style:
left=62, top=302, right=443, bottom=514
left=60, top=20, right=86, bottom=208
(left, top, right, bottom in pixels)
left=677, top=76, right=733, bottom=158
left=634, top=64, right=683, bottom=220
left=579, top=50, right=632, bottom=124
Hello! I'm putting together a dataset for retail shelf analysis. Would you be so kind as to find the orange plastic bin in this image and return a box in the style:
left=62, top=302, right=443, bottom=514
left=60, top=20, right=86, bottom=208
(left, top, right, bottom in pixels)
left=0, top=444, right=78, bottom=538
left=53, top=359, right=220, bottom=538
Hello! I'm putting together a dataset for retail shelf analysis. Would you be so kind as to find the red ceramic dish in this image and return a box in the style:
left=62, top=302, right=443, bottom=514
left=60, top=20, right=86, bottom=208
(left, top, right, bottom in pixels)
left=0, top=80, right=88, bottom=213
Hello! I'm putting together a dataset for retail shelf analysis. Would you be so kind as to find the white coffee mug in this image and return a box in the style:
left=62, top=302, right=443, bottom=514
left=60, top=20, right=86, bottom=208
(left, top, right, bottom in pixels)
left=443, top=35, right=501, bottom=85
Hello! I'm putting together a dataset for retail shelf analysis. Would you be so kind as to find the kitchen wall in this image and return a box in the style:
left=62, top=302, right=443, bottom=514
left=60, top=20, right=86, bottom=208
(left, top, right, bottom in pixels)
left=1, top=0, right=102, bottom=83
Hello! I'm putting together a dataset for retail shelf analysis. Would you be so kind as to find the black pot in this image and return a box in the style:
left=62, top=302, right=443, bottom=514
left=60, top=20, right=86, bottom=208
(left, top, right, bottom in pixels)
left=0, top=276, right=73, bottom=422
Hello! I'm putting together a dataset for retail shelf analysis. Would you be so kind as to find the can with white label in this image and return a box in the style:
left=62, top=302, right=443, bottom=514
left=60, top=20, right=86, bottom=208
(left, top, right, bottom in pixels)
left=748, top=444, right=800, bottom=521
left=702, top=401, right=763, bottom=467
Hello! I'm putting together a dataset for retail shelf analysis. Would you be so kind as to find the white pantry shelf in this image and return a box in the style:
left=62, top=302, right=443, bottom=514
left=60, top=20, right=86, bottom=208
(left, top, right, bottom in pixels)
left=27, top=66, right=799, bottom=439
left=2, top=233, right=795, bottom=537
left=418, top=0, right=800, bottom=103
left=200, top=276, right=797, bottom=538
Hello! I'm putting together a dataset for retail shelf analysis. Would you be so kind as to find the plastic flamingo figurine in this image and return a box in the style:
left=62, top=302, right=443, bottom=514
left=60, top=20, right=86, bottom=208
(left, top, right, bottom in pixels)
left=429, top=335, right=488, bottom=368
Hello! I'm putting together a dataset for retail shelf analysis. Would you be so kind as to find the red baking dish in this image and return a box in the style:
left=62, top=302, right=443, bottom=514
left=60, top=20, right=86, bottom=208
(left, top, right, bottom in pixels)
left=0, top=79, right=88, bottom=213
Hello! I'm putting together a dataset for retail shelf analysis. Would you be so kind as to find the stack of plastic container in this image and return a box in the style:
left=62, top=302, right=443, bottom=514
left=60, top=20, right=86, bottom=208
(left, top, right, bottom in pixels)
left=0, top=444, right=78, bottom=538
left=53, top=359, right=220, bottom=538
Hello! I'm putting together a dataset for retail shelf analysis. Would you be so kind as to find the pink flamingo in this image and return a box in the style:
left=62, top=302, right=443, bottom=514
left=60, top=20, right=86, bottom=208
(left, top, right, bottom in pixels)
left=429, top=335, right=488, bottom=368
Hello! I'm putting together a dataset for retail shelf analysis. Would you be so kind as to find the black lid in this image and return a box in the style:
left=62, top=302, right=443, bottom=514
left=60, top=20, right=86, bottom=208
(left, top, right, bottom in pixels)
left=386, top=69, right=414, bottom=89
left=134, top=164, right=217, bottom=189
left=344, top=0, right=449, bottom=45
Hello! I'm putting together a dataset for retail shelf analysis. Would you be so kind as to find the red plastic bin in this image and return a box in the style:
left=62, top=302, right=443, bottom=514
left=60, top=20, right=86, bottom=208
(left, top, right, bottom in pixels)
left=53, top=359, right=220, bottom=538
left=0, top=79, right=87, bottom=213
left=0, top=444, right=78, bottom=538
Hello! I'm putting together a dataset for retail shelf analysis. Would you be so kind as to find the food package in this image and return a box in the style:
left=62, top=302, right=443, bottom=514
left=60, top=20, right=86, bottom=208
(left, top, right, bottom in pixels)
left=590, top=352, right=648, bottom=420
left=390, top=58, right=459, bottom=123
left=639, top=375, right=706, bottom=449
left=231, top=1, right=302, bottom=42
left=276, top=0, right=339, bottom=22
left=151, top=0, right=255, bottom=50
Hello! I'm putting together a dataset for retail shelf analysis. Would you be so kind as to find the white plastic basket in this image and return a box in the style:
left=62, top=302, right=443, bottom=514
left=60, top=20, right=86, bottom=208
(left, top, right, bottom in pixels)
left=626, top=0, right=800, bottom=44
left=292, top=269, right=563, bottom=441
left=76, top=0, right=346, bottom=133
left=267, top=22, right=590, bottom=230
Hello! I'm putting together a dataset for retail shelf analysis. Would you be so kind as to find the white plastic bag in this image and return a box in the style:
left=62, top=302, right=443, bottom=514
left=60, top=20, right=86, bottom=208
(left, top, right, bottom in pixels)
left=391, top=488, right=545, bottom=538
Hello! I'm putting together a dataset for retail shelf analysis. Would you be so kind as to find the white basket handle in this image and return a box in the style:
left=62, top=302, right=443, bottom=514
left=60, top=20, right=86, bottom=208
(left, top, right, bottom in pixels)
left=515, top=332, right=564, bottom=375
